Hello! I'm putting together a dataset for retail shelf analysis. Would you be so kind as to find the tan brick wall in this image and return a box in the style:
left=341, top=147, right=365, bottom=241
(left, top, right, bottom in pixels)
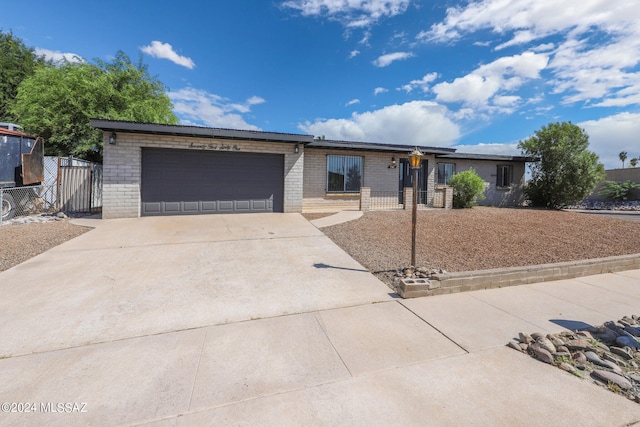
left=303, top=148, right=439, bottom=210
left=101, top=132, right=303, bottom=218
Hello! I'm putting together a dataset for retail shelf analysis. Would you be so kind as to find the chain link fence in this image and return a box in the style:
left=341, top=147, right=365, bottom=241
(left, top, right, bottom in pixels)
left=1, top=184, right=58, bottom=224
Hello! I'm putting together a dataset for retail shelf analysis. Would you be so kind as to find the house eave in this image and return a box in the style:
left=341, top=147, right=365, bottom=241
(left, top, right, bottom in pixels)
left=90, top=119, right=315, bottom=144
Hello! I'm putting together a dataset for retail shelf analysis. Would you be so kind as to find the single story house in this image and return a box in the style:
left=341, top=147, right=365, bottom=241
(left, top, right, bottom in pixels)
left=91, top=119, right=530, bottom=219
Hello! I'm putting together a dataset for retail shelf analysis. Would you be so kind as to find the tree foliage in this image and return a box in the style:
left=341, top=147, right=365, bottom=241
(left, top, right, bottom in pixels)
left=449, top=169, right=486, bottom=208
left=619, top=151, right=628, bottom=168
left=518, top=122, right=605, bottom=209
left=0, top=30, right=46, bottom=122
left=12, top=51, right=177, bottom=162
left=599, top=180, right=640, bottom=202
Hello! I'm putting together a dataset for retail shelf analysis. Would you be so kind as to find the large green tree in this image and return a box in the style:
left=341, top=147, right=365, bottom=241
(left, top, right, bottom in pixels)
left=518, top=122, right=605, bottom=209
left=0, top=30, right=46, bottom=122
left=13, top=51, right=177, bottom=162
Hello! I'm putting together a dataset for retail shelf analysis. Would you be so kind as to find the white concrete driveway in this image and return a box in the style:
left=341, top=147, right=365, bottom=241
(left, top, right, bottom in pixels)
left=0, top=213, right=393, bottom=357
left=1, top=214, right=640, bottom=426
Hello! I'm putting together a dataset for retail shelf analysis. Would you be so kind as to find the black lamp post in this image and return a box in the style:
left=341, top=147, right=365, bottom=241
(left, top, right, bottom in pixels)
left=409, top=148, right=423, bottom=267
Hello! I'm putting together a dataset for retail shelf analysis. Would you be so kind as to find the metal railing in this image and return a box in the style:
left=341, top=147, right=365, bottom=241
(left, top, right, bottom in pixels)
left=1, top=185, right=58, bottom=224
left=417, top=190, right=429, bottom=208
left=369, top=191, right=404, bottom=210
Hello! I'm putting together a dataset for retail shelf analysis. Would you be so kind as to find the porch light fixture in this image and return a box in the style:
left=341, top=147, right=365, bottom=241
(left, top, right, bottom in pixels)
left=409, top=148, right=423, bottom=168
left=409, top=147, right=423, bottom=267
left=388, top=156, right=397, bottom=169
left=294, top=143, right=300, bottom=154
left=109, top=132, right=117, bottom=145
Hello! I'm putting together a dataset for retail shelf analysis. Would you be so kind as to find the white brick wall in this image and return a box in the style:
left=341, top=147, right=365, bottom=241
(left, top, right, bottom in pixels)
left=436, top=159, right=526, bottom=206
left=101, top=132, right=303, bottom=218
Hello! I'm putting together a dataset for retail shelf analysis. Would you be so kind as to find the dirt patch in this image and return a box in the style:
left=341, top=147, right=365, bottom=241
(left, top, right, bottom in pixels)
left=321, top=207, right=640, bottom=285
left=0, top=220, right=90, bottom=272
left=302, top=212, right=338, bottom=221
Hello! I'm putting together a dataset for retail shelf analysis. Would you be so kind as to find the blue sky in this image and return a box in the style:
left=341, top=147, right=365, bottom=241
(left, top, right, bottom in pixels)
left=6, top=0, right=640, bottom=168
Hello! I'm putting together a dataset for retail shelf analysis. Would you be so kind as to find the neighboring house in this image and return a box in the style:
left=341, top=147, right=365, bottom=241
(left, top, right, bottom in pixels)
left=91, top=119, right=530, bottom=219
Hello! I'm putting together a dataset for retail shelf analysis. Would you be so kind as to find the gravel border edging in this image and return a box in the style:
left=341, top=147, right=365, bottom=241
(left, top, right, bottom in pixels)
left=399, top=253, right=640, bottom=298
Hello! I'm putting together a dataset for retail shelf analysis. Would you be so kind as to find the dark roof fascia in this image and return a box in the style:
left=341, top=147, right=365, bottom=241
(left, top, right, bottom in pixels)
left=90, top=119, right=314, bottom=144
left=435, top=152, right=535, bottom=162
left=306, top=140, right=456, bottom=155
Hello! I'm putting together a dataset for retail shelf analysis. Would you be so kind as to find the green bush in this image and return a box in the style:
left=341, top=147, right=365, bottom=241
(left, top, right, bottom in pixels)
left=449, top=169, right=486, bottom=208
left=599, top=180, right=640, bottom=202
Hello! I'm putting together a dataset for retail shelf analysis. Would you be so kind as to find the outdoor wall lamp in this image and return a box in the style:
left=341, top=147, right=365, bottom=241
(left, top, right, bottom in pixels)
left=294, top=143, right=300, bottom=154
left=409, top=147, right=423, bottom=267
left=388, top=156, right=397, bottom=169
left=109, top=132, right=117, bottom=145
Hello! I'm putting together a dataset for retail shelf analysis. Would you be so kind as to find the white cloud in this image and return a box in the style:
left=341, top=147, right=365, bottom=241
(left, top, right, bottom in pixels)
left=140, top=41, right=195, bottom=69
left=345, top=98, right=361, bottom=106
left=374, top=87, right=388, bottom=95
left=418, top=0, right=640, bottom=107
left=349, top=49, right=360, bottom=58
left=35, top=48, right=84, bottom=64
left=579, top=112, right=640, bottom=169
left=298, top=100, right=460, bottom=146
left=399, top=72, right=438, bottom=93
left=281, top=0, right=410, bottom=28
left=372, top=51, right=413, bottom=67
left=432, top=51, right=548, bottom=108
left=168, top=87, right=263, bottom=130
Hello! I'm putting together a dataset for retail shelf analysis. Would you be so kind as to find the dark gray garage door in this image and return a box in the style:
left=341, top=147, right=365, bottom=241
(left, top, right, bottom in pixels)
left=141, top=148, right=284, bottom=216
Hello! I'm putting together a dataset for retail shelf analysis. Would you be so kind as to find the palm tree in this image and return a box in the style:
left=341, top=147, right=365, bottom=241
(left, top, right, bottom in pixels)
left=619, top=151, right=628, bottom=168
left=630, top=157, right=639, bottom=168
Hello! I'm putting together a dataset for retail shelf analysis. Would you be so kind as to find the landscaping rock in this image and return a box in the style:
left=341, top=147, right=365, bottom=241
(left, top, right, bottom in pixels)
left=611, top=347, right=633, bottom=360
left=509, top=314, right=640, bottom=404
left=564, top=339, right=594, bottom=352
left=616, top=336, right=640, bottom=350
left=536, top=337, right=556, bottom=354
left=529, top=343, right=554, bottom=364
left=591, top=370, right=633, bottom=390
left=559, top=362, right=576, bottom=374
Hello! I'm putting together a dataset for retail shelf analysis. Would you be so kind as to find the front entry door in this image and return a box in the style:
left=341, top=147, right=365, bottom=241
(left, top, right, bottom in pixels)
left=399, top=159, right=428, bottom=204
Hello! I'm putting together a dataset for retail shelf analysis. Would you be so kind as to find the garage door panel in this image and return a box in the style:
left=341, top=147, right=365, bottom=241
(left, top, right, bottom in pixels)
left=141, top=148, right=284, bottom=216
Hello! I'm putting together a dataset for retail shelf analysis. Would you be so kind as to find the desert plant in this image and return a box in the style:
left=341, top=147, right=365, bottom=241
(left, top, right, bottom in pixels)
left=599, top=180, right=640, bottom=202
left=449, top=169, right=486, bottom=208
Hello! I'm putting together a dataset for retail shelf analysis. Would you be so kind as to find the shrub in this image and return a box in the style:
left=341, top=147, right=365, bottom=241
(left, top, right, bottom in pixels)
left=599, top=180, right=640, bottom=202
left=449, top=169, right=486, bottom=208
left=518, top=122, right=605, bottom=209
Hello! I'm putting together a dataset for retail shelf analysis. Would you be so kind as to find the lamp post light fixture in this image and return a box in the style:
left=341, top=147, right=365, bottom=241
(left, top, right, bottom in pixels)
left=409, top=147, right=423, bottom=267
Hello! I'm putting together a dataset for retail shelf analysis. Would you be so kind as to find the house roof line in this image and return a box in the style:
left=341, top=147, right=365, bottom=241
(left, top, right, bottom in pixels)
left=90, top=119, right=315, bottom=144
left=306, top=139, right=456, bottom=155
left=435, top=152, right=535, bottom=162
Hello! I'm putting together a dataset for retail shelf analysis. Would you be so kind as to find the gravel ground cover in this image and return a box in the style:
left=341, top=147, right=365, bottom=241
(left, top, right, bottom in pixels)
left=0, top=220, right=90, bottom=272
left=321, top=207, right=640, bottom=285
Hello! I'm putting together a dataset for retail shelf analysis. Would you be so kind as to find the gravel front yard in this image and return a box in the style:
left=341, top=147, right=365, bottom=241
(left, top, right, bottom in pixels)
left=0, top=220, right=90, bottom=272
left=321, top=207, right=640, bottom=283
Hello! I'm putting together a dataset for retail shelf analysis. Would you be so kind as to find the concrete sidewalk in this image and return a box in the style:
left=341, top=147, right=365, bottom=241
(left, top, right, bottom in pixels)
left=1, top=215, right=640, bottom=425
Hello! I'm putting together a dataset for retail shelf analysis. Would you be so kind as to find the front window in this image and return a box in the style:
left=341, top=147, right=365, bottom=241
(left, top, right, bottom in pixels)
left=437, top=163, right=455, bottom=185
left=497, top=165, right=513, bottom=187
left=327, top=155, right=363, bottom=192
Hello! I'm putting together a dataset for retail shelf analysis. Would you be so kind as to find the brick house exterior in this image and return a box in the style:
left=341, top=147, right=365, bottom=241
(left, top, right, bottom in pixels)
left=92, top=120, right=530, bottom=218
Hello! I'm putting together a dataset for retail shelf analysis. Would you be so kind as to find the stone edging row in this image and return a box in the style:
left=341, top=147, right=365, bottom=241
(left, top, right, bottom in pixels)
left=399, top=253, right=640, bottom=298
